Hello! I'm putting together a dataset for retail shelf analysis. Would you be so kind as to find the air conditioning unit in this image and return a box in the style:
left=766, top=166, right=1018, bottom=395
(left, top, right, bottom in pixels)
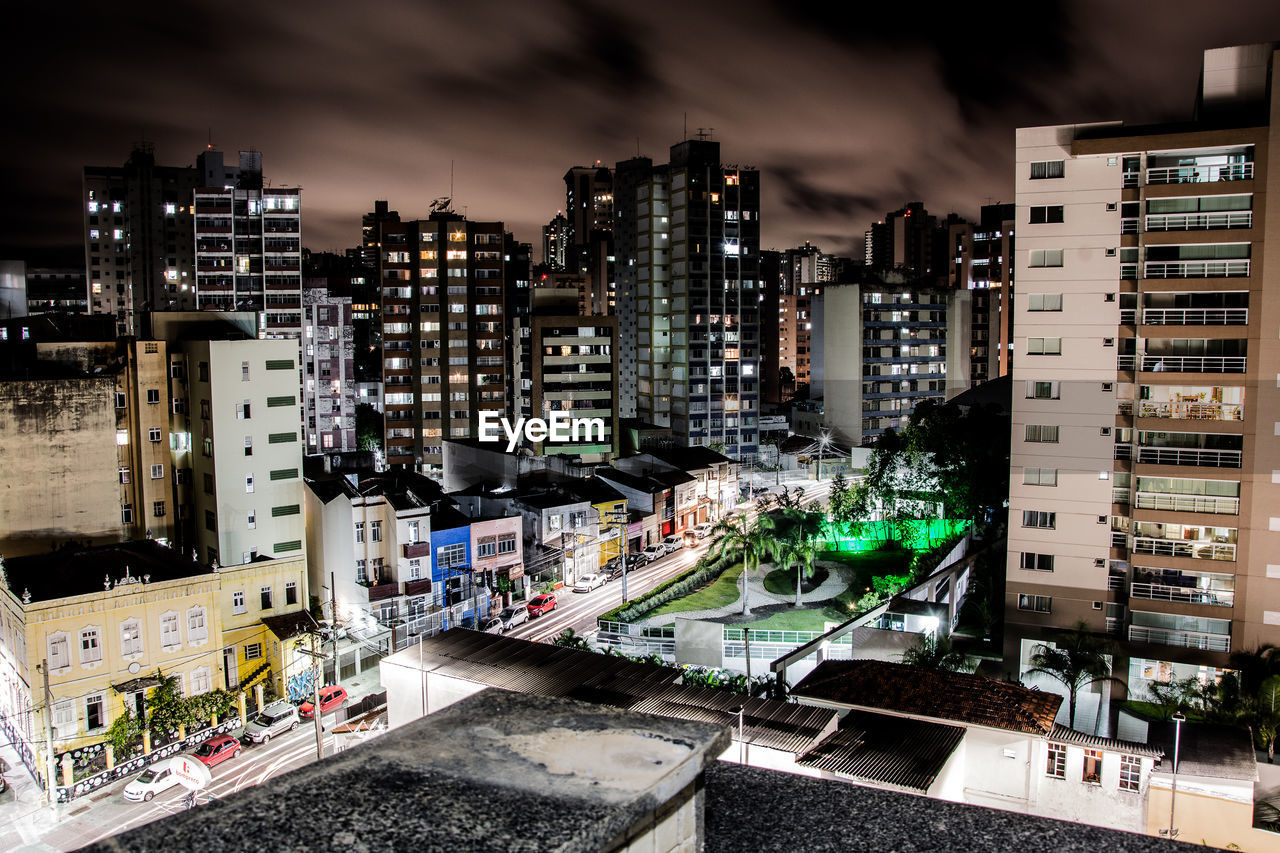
left=1106, top=202, right=1118, bottom=212
left=1102, top=382, right=1114, bottom=392
left=1105, top=248, right=1117, bottom=257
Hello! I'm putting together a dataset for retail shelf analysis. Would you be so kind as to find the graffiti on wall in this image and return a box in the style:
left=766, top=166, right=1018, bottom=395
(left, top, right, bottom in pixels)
left=286, top=668, right=319, bottom=703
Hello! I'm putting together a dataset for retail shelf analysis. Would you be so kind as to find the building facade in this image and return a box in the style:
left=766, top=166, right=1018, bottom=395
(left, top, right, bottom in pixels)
left=302, top=288, right=356, bottom=454
left=948, top=203, right=1015, bottom=386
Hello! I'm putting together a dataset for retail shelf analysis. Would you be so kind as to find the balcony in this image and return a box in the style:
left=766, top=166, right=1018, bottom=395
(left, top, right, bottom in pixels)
left=1111, top=487, right=1130, bottom=505
left=1143, top=260, right=1250, bottom=278
left=1120, top=218, right=1139, bottom=234
left=1133, top=492, right=1239, bottom=514
left=1111, top=531, right=1128, bottom=548
left=1141, top=308, right=1247, bottom=325
left=367, top=581, right=402, bottom=602
left=1132, top=537, right=1235, bottom=561
left=404, top=578, right=432, bottom=597
left=1135, top=447, right=1241, bottom=468
left=1130, top=582, right=1234, bottom=607
left=1119, top=308, right=1136, bottom=324
left=1139, top=355, right=1246, bottom=373
left=403, top=541, right=431, bottom=559
left=1116, top=355, right=1136, bottom=371
left=1146, top=162, right=1253, bottom=184
left=1107, top=574, right=1126, bottom=592
left=1113, top=444, right=1132, bottom=461
left=1135, top=400, right=1243, bottom=421
left=1145, top=211, right=1252, bottom=231
left=1128, top=624, right=1230, bottom=652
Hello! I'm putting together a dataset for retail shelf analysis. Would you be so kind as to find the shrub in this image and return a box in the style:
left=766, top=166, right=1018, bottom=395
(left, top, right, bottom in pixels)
left=600, top=548, right=739, bottom=624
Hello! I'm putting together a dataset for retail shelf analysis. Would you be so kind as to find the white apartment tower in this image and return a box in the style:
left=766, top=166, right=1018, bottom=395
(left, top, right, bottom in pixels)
left=1007, top=43, right=1280, bottom=721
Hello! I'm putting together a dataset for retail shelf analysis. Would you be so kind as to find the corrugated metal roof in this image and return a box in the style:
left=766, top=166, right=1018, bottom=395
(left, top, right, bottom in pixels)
left=1048, top=724, right=1163, bottom=759
left=796, top=711, right=965, bottom=793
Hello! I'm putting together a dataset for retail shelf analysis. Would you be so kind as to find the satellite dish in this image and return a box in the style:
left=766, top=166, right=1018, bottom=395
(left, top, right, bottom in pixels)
left=168, top=754, right=213, bottom=790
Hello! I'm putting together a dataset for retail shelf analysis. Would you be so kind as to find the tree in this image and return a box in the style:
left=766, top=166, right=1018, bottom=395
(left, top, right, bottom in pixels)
left=553, top=628, right=593, bottom=651
left=1025, top=621, right=1124, bottom=731
left=771, top=508, right=826, bottom=606
left=1229, top=644, right=1280, bottom=695
left=105, top=705, right=144, bottom=759
left=709, top=512, right=776, bottom=616
left=1146, top=676, right=1200, bottom=720
left=355, top=403, right=383, bottom=453
left=146, top=671, right=194, bottom=738
left=899, top=633, right=972, bottom=673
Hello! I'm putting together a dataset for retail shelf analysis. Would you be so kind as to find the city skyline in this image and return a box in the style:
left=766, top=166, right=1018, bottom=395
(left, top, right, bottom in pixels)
left=6, top=0, right=1280, bottom=263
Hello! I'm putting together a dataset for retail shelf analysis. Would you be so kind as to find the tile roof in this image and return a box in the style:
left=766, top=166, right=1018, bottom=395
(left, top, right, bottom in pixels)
left=791, top=659, right=1063, bottom=736
left=641, top=446, right=734, bottom=470
left=796, top=710, right=964, bottom=792
left=261, top=610, right=319, bottom=641
left=1048, top=724, right=1163, bottom=759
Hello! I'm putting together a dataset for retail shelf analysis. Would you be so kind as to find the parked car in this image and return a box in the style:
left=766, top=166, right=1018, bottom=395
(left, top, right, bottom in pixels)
left=299, top=685, right=349, bottom=719
left=481, top=617, right=504, bottom=634
left=573, top=573, right=605, bottom=593
left=527, top=593, right=557, bottom=616
left=693, top=522, right=714, bottom=539
left=640, top=544, right=666, bottom=564
left=242, top=700, right=299, bottom=744
left=191, top=734, right=241, bottom=768
left=602, top=557, right=624, bottom=580
left=498, top=605, right=529, bottom=630
left=123, top=765, right=182, bottom=802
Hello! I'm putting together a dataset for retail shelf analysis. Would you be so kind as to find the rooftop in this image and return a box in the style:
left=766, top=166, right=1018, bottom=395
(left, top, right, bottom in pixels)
left=791, top=659, right=1063, bottom=736
left=641, top=445, right=734, bottom=470
left=1149, top=721, right=1257, bottom=781
left=795, top=710, right=964, bottom=793
left=1, top=540, right=213, bottom=604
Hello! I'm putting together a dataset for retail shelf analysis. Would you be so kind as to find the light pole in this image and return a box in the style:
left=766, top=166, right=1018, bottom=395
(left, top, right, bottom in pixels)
left=605, top=510, right=630, bottom=603
left=816, top=430, right=831, bottom=482
left=731, top=705, right=745, bottom=765
left=1166, top=711, right=1185, bottom=839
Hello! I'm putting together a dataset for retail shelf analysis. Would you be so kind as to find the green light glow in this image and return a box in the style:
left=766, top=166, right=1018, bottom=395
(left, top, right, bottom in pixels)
left=822, top=518, right=969, bottom=553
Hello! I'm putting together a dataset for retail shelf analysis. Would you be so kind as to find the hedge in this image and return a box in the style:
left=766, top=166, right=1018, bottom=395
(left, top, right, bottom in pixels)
left=599, top=548, right=741, bottom=625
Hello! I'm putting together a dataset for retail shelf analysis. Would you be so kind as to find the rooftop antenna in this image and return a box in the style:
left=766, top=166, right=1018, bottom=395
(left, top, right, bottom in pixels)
left=636, top=137, right=641, bottom=157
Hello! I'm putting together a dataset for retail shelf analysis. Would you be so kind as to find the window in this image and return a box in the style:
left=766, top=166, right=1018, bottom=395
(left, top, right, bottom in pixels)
left=1027, top=337, right=1062, bottom=355
left=191, top=667, right=212, bottom=695
left=370, top=520, right=382, bottom=543
left=205, top=509, right=217, bottom=532
left=1025, top=381, right=1059, bottom=399
left=1022, top=511, right=1056, bottom=529
left=153, top=500, right=166, bottom=518
left=286, top=581, right=297, bottom=606
left=148, top=427, right=162, bottom=442
left=355, top=522, right=364, bottom=544
left=1082, top=749, right=1102, bottom=784
left=121, top=619, right=142, bottom=656
left=145, top=388, right=160, bottom=404
left=247, top=509, right=256, bottom=530
left=266, top=395, right=295, bottom=408
left=1030, top=205, right=1065, bottom=224
left=245, top=475, right=254, bottom=493
left=122, top=504, right=134, bottom=524
left=1020, top=553, right=1054, bottom=572
left=160, top=613, right=180, bottom=648
left=408, top=559, right=422, bottom=580
left=356, top=559, right=367, bottom=583
left=244, top=435, right=253, bottom=456
left=48, top=633, right=70, bottom=669
left=150, top=463, right=164, bottom=479
left=1046, top=743, right=1067, bottom=778
left=1026, top=293, right=1062, bottom=312
left=237, top=400, right=251, bottom=420
left=1018, top=594, right=1053, bottom=613
left=497, top=536, right=517, bottom=555
left=548, top=514, right=563, bottom=532
left=232, top=591, right=246, bottom=615
left=438, top=543, right=466, bottom=568
left=271, top=504, right=300, bottom=517
left=115, top=391, right=127, bottom=409
left=187, top=606, right=207, bottom=643
left=260, top=586, right=273, bottom=610
left=1030, top=160, right=1065, bottom=179
left=1025, top=424, right=1059, bottom=443
left=476, top=541, right=496, bottom=559
left=53, top=699, right=76, bottom=737
left=86, top=694, right=105, bottom=731
left=244, top=643, right=262, bottom=661
left=242, top=361, right=250, bottom=381
left=407, top=520, right=420, bottom=543
left=1119, top=755, right=1141, bottom=791
left=119, top=466, right=131, bottom=484
left=1029, top=249, right=1064, bottom=268
left=1024, top=467, right=1058, bottom=486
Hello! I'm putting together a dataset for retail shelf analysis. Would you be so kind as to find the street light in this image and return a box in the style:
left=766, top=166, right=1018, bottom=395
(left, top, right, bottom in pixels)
left=604, top=509, right=631, bottom=603
left=1165, top=711, right=1186, bottom=839
left=816, top=430, right=832, bottom=482
left=731, top=704, right=745, bottom=765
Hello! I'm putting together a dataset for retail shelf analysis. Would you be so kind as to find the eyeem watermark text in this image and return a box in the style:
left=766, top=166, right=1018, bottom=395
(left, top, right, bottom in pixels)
left=478, top=411, right=606, bottom=452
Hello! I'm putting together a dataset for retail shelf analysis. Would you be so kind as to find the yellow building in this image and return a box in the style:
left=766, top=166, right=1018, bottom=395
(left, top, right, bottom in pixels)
left=0, top=540, right=309, bottom=784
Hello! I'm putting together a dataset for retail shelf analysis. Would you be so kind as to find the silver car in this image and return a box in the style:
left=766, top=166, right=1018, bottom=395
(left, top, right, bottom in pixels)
left=241, top=700, right=299, bottom=744
left=499, top=605, right=529, bottom=630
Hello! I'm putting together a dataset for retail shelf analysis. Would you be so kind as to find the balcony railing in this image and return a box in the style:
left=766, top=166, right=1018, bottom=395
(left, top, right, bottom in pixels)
left=1129, top=624, right=1230, bottom=652
left=1117, top=355, right=1136, bottom=371
left=1136, top=400, right=1243, bottom=421
left=1133, top=492, right=1239, bottom=515
left=1132, top=537, right=1235, bottom=561
left=1111, top=531, right=1128, bottom=548
left=1114, top=444, right=1133, bottom=461
left=1112, top=487, right=1131, bottom=505
left=1121, top=263, right=1138, bottom=279
left=403, top=542, right=431, bottom=559
left=1145, top=211, right=1253, bottom=231
left=1121, top=218, right=1139, bottom=234
left=1144, top=260, right=1250, bottom=279
left=1108, top=574, right=1126, bottom=592
left=1119, top=309, right=1136, bottom=324
left=1105, top=616, right=1123, bottom=635
left=1140, top=355, right=1246, bottom=373
left=1123, top=170, right=1142, bottom=189
left=1146, top=162, right=1253, bottom=184
left=1118, top=400, right=1134, bottom=416
left=1135, top=447, right=1241, bottom=468
left=1130, top=582, right=1234, bottom=607
left=1142, top=308, right=1247, bottom=325
left=367, top=581, right=401, bottom=602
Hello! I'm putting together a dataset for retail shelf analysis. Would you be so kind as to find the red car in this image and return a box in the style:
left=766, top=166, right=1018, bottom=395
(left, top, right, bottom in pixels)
left=191, top=734, right=241, bottom=767
left=299, top=685, right=349, bottom=719
left=527, top=593, right=557, bottom=617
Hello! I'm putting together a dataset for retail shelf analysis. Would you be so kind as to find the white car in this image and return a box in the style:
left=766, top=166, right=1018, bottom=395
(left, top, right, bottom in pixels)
left=573, top=573, right=606, bottom=593
left=640, top=544, right=666, bottom=564
left=662, top=535, right=684, bottom=554
left=693, top=522, right=714, bottom=539
left=123, top=765, right=182, bottom=802
left=499, top=605, right=529, bottom=630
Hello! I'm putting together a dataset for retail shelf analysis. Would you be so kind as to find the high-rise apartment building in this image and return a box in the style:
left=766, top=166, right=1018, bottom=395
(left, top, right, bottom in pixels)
left=82, top=147, right=237, bottom=335
left=949, top=203, right=1016, bottom=385
left=302, top=288, right=356, bottom=453
left=864, top=202, right=949, bottom=280
left=193, top=153, right=302, bottom=340
left=542, top=213, right=570, bottom=270
left=564, top=164, right=614, bottom=254
left=368, top=208, right=508, bottom=475
left=1006, top=43, right=1280, bottom=719
left=614, top=139, right=761, bottom=459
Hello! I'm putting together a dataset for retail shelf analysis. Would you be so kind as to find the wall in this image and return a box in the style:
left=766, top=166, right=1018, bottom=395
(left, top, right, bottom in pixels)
left=821, top=285, right=863, bottom=444
left=1145, top=774, right=1259, bottom=849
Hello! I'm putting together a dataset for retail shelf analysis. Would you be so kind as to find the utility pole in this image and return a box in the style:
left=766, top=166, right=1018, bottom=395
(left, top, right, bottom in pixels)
left=606, top=510, right=630, bottom=603
left=40, top=660, right=56, bottom=806
left=297, top=636, right=327, bottom=761
left=330, top=571, right=339, bottom=682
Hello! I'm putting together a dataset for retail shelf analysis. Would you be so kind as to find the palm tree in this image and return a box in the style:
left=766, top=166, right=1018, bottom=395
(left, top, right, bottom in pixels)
left=709, top=512, right=775, bottom=616
left=899, top=633, right=972, bottom=673
left=1229, top=644, right=1280, bottom=695
left=773, top=509, right=826, bottom=606
left=1025, top=621, right=1124, bottom=731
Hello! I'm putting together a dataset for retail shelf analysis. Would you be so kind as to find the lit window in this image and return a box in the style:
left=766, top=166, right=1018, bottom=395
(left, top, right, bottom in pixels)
left=1119, top=755, right=1141, bottom=791
left=1046, top=743, right=1066, bottom=778
left=1082, top=749, right=1102, bottom=784
left=79, top=628, right=102, bottom=664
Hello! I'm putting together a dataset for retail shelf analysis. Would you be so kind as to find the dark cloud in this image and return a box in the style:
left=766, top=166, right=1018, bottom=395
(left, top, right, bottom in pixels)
left=4, top=0, right=1280, bottom=263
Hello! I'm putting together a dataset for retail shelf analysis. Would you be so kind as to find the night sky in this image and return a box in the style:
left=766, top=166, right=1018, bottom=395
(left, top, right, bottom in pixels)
left=5, top=1, right=1280, bottom=264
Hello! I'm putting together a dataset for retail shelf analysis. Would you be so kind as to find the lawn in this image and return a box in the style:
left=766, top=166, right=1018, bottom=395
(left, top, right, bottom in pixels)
left=762, top=565, right=829, bottom=596
left=648, top=562, right=746, bottom=618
